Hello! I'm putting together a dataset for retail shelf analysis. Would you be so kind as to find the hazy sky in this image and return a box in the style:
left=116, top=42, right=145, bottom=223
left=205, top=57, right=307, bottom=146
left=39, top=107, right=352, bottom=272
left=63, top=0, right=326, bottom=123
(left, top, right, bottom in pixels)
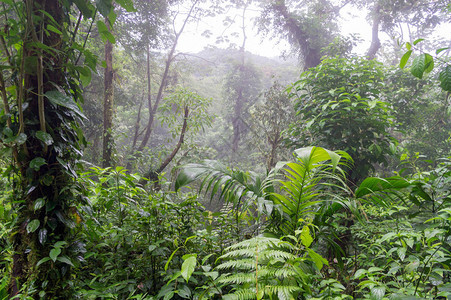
left=175, top=2, right=450, bottom=58
left=176, top=3, right=373, bottom=57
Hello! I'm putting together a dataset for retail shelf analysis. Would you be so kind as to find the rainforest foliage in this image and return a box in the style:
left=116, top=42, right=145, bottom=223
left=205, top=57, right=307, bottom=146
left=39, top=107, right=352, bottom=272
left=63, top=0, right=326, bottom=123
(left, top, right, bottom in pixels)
left=0, top=0, right=451, bottom=299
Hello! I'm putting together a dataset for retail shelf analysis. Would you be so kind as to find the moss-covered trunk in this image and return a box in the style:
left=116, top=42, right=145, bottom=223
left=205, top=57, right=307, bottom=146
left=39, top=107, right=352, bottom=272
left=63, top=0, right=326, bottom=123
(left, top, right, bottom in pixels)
left=8, top=0, right=82, bottom=297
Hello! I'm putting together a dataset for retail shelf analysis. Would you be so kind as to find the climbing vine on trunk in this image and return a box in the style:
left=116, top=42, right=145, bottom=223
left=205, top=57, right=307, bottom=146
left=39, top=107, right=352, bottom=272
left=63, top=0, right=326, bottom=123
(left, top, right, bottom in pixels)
left=0, top=0, right=134, bottom=297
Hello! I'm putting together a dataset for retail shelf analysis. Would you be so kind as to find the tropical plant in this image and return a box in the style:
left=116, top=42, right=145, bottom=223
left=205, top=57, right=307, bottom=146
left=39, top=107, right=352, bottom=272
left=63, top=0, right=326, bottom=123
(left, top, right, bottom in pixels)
left=176, top=159, right=276, bottom=236
left=75, top=166, right=231, bottom=299
left=350, top=158, right=451, bottom=298
left=288, top=56, right=396, bottom=186
left=176, top=146, right=354, bottom=238
left=215, top=229, right=328, bottom=300
left=399, top=38, right=451, bottom=92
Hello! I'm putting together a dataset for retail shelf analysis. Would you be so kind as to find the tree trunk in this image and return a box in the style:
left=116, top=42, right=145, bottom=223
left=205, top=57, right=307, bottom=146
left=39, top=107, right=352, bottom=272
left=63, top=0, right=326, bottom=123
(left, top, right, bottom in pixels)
left=367, top=3, right=381, bottom=60
left=103, top=18, right=114, bottom=168
left=7, top=0, right=85, bottom=297
left=127, top=1, right=199, bottom=170
left=270, top=1, right=322, bottom=70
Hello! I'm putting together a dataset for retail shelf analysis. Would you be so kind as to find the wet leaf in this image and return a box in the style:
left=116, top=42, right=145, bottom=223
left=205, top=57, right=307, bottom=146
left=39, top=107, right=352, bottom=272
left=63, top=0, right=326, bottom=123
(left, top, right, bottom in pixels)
left=50, top=248, right=61, bottom=262
left=27, top=219, right=40, bottom=233
left=36, top=131, right=54, bottom=146
left=30, top=157, right=46, bottom=171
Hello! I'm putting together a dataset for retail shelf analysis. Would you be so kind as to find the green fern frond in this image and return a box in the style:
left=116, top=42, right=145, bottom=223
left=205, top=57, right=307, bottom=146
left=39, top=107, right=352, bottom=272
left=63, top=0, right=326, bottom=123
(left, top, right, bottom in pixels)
left=217, top=236, right=308, bottom=299
left=271, top=266, right=299, bottom=278
left=265, top=285, right=301, bottom=300
left=223, top=288, right=258, bottom=300
left=217, top=273, right=255, bottom=284
left=216, top=259, right=256, bottom=270
left=259, top=249, right=297, bottom=261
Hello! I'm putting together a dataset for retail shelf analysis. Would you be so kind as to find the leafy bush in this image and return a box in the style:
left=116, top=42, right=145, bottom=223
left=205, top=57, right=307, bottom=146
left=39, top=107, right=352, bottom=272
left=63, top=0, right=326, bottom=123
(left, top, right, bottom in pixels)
left=73, top=167, right=237, bottom=299
left=288, top=56, right=396, bottom=185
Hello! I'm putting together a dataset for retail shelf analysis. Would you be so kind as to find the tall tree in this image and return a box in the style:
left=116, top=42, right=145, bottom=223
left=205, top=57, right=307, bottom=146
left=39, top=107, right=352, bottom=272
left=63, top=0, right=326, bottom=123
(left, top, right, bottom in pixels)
left=103, top=18, right=114, bottom=167
left=0, top=0, right=132, bottom=297
left=353, top=0, right=448, bottom=60
left=223, top=62, right=261, bottom=154
left=124, top=0, right=221, bottom=171
left=257, top=0, right=343, bottom=69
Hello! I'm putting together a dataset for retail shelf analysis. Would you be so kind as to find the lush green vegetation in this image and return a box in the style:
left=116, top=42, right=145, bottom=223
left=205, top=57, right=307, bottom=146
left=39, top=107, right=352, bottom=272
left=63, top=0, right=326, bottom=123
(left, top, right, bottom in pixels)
left=1, top=0, right=451, bottom=299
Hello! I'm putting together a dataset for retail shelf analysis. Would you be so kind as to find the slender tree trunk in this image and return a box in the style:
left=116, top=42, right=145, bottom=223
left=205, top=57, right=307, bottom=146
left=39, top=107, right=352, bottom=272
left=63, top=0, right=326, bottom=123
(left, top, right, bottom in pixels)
left=367, top=3, right=381, bottom=60
left=232, top=4, right=248, bottom=154
left=142, top=106, right=189, bottom=187
left=127, top=0, right=199, bottom=169
left=232, top=89, right=244, bottom=153
left=103, top=18, right=114, bottom=168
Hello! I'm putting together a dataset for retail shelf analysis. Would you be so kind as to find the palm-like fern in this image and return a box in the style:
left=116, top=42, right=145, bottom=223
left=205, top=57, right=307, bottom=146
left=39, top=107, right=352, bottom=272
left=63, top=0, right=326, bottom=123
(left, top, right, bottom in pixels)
left=175, top=159, right=278, bottom=219
left=216, top=236, right=305, bottom=300
left=271, top=146, right=353, bottom=235
left=175, top=146, right=354, bottom=236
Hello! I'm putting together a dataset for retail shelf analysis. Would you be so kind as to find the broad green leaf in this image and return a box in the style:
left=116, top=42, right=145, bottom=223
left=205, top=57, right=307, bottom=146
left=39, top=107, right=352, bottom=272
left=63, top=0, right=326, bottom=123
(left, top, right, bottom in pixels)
left=353, top=269, right=367, bottom=279
left=424, top=54, right=434, bottom=73
left=30, top=157, right=46, bottom=171
left=399, top=50, right=412, bottom=69
left=76, top=66, right=92, bottom=86
left=49, top=248, right=61, bottom=262
left=115, top=0, right=135, bottom=12
left=34, top=198, right=45, bottom=211
left=46, top=24, right=62, bottom=35
left=439, top=65, right=451, bottom=92
left=176, top=285, right=191, bottom=299
left=36, top=257, right=51, bottom=267
left=181, top=255, right=197, bottom=282
left=436, top=47, right=450, bottom=55
left=57, top=256, right=74, bottom=266
left=356, top=176, right=410, bottom=198
left=294, top=146, right=342, bottom=170
left=405, top=260, right=420, bottom=273
left=16, top=133, right=27, bottom=145
left=300, top=225, right=313, bottom=248
left=54, top=241, right=67, bottom=248
left=410, top=53, right=433, bottom=79
left=36, top=131, right=54, bottom=146
left=307, top=248, right=328, bottom=270
left=45, top=91, right=83, bottom=116
left=27, top=219, right=40, bottom=233
left=397, top=247, right=407, bottom=261
left=73, top=0, right=95, bottom=18
left=406, top=42, right=412, bottom=50
left=96, top=20, right=116, bottom=44
left=368, top=267, right=383, bottom=273
left=95, top=0, right=113, bottom=18
left=2, top=127, right=12, bottom=137
left=370, top=286, right=385, bottom=300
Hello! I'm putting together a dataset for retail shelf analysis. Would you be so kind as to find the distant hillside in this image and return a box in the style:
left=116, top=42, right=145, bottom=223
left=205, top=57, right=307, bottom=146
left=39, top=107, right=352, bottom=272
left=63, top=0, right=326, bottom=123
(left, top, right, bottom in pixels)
left=180, top=47, right=300, bottom=102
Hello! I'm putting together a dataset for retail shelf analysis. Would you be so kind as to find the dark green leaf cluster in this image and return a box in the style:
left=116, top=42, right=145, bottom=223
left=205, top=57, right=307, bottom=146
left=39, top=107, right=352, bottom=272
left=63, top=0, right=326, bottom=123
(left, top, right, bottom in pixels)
left=289, top=56, right=396, bottom=184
